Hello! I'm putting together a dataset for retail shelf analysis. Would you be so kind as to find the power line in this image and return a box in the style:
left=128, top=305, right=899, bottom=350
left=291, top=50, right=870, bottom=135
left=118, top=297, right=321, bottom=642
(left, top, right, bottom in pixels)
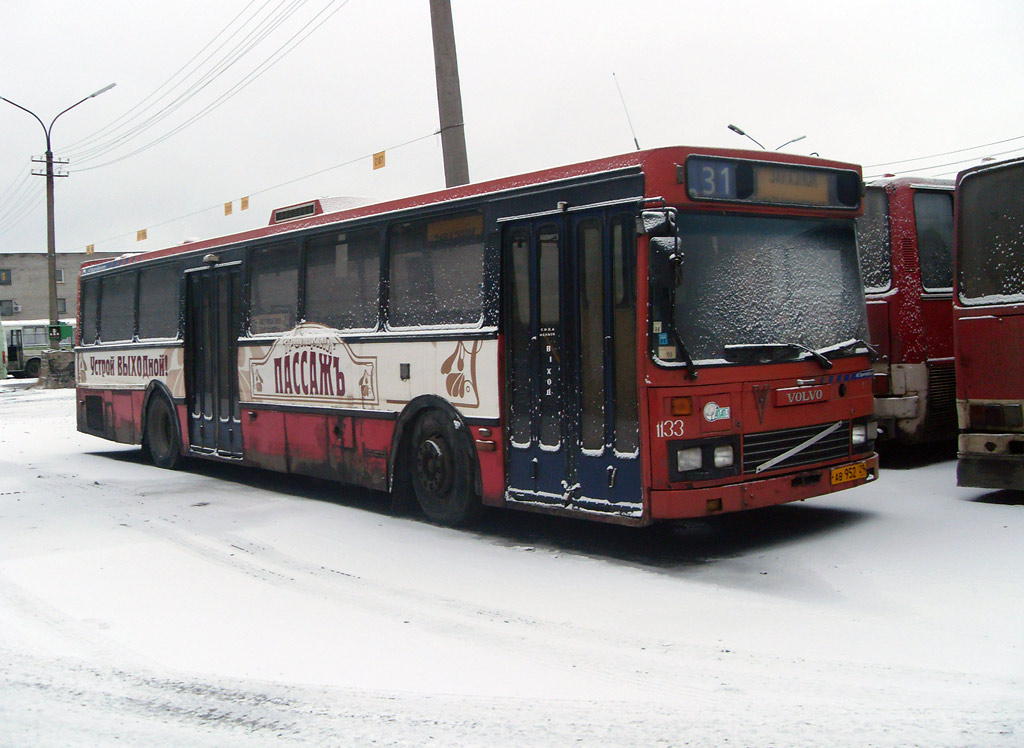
left=62, top=0, right=266, bottom=156
left=87, top=128, right=437, bottom=248
left=864, top=135, right=1024, bottom=168
left=864, top=145, right=1024, bottom=180
left=72, top=0, right=351, bottom=172
left=0, top=182, right=45, bottom=240
left=68, top=0, right=316, bottom=165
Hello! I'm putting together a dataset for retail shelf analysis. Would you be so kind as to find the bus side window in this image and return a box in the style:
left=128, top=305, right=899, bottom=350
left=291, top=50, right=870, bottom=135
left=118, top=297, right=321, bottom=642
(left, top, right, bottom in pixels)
left=100, top=272, right=137, bottom=342
left=305, top=228, right=380, bottom=331
left=81, top=278, right=100, bottom=344
left=250, top=242, right=298, bottom=335
left=856, top=187, right=892, bottom=292
left=388, top=212, right=484, bottom=328
left=914, top=191, right=953, bottom=291
left=138, top=264, right=181, bottom=339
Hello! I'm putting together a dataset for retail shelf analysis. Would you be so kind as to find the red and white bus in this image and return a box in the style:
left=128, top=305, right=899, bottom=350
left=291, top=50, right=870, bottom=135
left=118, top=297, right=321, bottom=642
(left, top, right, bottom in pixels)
left=76, top=146, right=878, bottom=526
left=858, top=177, right=956, bottom=444
left=953, top=156, right=1024, bottom=490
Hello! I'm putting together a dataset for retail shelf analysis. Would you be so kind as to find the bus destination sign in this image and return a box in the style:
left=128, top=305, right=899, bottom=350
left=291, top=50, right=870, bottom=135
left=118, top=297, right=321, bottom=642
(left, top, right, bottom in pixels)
left=681, top=156, right=860, bottom=209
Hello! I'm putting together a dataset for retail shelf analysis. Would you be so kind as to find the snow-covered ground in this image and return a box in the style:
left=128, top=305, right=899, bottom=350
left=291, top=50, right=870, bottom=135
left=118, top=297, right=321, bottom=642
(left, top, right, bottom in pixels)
left=0, top=384, right=1021, bottom=747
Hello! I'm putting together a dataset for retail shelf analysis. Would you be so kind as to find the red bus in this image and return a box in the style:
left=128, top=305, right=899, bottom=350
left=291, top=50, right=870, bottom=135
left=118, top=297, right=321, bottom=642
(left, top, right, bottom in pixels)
left=953, top=156, right=1024, bottom=490
left=75, top=146, right=878, bottom=527
left=858, top=177, right=956, bottom=444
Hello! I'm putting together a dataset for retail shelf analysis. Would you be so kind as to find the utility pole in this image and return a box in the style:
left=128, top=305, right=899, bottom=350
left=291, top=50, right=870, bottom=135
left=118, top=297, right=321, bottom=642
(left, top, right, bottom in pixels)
left=429, top=0, right=470, bottom=187
left=1, top=83, right=115, bottom=340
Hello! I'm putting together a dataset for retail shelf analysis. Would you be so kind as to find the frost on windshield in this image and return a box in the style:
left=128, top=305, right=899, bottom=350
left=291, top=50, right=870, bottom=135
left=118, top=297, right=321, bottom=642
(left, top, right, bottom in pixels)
left=672, top=216, right=868, bottom=363
left=856, top=187, right=892, bottom=292
left=959, top=162, right=1024, bottom=304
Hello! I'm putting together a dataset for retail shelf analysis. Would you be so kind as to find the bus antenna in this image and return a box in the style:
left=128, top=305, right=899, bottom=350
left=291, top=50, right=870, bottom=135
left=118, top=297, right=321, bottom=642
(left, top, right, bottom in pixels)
left=613, top=73, right=641, bottom=151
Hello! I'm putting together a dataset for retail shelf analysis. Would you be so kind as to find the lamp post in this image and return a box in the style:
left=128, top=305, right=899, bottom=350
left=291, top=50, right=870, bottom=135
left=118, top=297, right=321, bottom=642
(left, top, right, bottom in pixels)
left=1, top=83, right=116, bottom=341
left=727, top=123, right=765, bottom=150
left=776, top=135, right=807, bottom=151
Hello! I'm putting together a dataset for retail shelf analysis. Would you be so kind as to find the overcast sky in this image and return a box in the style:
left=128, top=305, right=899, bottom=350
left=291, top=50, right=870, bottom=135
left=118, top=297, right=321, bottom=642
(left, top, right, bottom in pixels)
left=1, top=0, right=1022, bottom=256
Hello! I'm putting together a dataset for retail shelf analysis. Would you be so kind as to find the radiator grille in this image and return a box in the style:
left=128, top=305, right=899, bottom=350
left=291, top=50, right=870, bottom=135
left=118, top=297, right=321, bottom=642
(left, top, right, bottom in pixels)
left=743, top=421, right=851, bottom=474
left=927, top=364, right=958, bottom=434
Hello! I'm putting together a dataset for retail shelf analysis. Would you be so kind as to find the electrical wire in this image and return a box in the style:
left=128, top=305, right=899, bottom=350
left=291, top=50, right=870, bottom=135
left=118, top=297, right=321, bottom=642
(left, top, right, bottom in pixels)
left=864, top=135, right=1024, bottom=169
left=0, top=182, right=45, bottom=240
left=67, top=0, right=314, bottom=164
left=864, top=145, right=1024, bottom=180
left=62, top=0, right=265, bottom=155
left=86, top=129, right=437, bottom=249
left=72, top=0, right=350, bottom=172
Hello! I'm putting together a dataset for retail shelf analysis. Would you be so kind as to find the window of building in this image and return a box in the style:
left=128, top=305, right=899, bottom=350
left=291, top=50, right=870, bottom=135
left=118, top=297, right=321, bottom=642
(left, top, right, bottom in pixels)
left=388, top=211, right=484, bottom=328
left=0, top=269, right=11, bottom=285
left=0, top=299, right=13, bottom=316
left=305, top=228, right=380, bottom=331
left=56, top=268, right=65, bottom=284
left=250, top=242, right=298, bottom=335
left=138, top=263, right=181, bottom=339
left=57, top=298, right=67, bottom=315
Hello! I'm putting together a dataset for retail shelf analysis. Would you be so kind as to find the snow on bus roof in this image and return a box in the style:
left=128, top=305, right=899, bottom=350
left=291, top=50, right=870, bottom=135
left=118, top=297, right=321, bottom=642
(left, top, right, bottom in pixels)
left=79, top=145, right=861, bottom=276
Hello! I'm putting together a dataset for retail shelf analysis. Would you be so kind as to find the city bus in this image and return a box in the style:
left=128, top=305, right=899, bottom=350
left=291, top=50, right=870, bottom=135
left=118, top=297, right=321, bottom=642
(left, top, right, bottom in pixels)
left=75, top=146, right=878, bottom=527
left=953, top=156, right=1024, bottom=490
left=4, top=318, right=75, bottom=378
left=858, top=177, right=956, bottom=444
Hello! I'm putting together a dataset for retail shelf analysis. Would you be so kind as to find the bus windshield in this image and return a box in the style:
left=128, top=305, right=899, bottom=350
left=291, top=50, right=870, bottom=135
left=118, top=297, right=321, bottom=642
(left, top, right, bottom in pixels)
left=958, top=161, right=1024, bottom=303
left=663, top=215, right=868, bottom=365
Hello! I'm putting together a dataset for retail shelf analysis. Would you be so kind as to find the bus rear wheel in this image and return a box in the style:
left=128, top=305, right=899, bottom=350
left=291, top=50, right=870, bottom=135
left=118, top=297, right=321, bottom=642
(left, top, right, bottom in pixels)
left=409, top=409, right=479, bottom=527
left=143, top=395, right=182, bottom=470
left=24, top=358, right=40, bottom=378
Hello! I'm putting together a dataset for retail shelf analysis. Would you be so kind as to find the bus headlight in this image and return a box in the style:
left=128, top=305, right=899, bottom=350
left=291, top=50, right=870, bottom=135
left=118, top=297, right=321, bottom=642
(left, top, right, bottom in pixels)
left=713, top=445, right=734, bottom=468
left=676, top=447, right=703, bottom=472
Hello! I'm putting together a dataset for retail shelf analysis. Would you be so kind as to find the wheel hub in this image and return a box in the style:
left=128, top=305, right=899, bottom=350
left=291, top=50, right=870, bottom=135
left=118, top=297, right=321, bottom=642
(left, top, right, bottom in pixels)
left=416, top=437, right=452, bottom=495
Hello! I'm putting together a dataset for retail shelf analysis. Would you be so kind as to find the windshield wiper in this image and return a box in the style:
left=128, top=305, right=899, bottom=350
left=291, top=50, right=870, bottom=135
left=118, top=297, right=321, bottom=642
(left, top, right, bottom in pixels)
left=723, top=342, right=833, bottom=370
left=673, top=329, right=698, bottom=380
left=814, top=338, right=881, bottom=361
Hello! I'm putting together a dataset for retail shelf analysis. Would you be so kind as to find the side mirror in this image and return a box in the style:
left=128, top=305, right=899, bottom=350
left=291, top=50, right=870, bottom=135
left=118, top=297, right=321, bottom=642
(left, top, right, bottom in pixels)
left=639, top=210, right=676, bottom=237
left=650, top=236, right=683, bottom=286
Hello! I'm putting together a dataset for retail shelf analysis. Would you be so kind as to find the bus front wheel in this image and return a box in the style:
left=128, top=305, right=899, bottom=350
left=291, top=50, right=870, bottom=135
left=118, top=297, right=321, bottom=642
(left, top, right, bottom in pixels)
left=143, top=396, right=182, bottom=470
left=409, top=409, right=479, bottom=527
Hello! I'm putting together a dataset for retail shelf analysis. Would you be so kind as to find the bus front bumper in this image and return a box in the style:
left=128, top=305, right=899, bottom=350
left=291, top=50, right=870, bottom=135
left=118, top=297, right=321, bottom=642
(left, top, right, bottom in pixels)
left=650, top=454, right=879, bottom=519
left=958, top=433, right=1024, bottom=490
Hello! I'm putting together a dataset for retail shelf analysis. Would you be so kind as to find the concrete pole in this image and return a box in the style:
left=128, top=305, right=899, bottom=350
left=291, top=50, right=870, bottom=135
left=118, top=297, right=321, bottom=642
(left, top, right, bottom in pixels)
left=429, top=0, right=470, bottom=187
left=45, top=146, right=58, bottom=326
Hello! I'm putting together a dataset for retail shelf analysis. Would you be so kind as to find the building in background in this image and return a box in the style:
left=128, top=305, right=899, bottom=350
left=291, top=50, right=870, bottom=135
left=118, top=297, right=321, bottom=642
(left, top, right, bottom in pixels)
left=0, top=252, right=121, bottom=321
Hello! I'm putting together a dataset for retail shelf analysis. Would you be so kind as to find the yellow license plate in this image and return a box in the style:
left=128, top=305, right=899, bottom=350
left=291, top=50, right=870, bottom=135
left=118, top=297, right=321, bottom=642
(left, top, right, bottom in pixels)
left=831, top=462, right=868, bottom=486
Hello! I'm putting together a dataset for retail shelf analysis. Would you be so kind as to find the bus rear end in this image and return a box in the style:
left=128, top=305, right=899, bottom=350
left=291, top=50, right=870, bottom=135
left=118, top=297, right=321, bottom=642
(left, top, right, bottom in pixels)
left=640, top=151, right=878, bottom=519
left=954, top=157, right=1024, bottom=490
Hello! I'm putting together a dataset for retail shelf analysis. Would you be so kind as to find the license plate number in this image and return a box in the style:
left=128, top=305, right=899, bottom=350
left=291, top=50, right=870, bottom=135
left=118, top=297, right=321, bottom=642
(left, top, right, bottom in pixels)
left=831, top=462, right=867, bottom=486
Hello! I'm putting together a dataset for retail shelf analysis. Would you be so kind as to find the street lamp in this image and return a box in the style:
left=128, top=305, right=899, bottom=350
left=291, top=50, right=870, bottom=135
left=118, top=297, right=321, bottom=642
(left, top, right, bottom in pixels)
left=0, top=83, right=116, bottom=341
left=776, top=135, right=807, bottom=151
left=727, top=123, right=765, bottom=150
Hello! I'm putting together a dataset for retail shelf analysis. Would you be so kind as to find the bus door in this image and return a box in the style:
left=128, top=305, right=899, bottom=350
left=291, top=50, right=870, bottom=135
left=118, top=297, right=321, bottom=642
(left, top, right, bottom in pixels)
left=185, top=262, right=243, bottom=457
left=503, top=211, right=642, bottom=516
left=8, top=328, right=24, bottom=372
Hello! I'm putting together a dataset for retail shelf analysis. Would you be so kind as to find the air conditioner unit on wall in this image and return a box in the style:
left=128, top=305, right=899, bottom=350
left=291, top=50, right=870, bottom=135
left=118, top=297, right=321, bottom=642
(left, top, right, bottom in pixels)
left=12, top=303, right=21, bottom=313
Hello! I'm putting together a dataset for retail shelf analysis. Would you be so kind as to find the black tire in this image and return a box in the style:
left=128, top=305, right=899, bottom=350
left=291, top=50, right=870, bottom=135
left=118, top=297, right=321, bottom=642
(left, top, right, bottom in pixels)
left=24, top=358, right=41, bottom=378
left=143, top=395, right=182, bottom=469
left=408, top=409, right=480, bottom=527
